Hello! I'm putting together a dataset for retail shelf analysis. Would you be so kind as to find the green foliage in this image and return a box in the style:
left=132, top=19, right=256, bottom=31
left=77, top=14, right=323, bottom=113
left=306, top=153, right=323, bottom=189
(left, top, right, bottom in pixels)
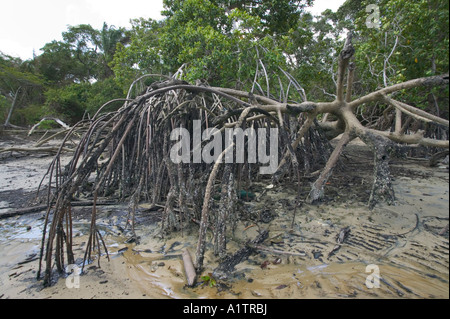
left=0, top=52, right=45, bottom=125
left=1, top=21, right=128, bottom=126
left=34, top=40, right=91, bottom=85
left=44, top=78, right=123, bottom=124
left=111, top=18, right=165, bottom=92
left=0, top=52, right=44, bottom=93
left=1, top=0, right=448, bottom=126
left=200, top=273, right=217, bottom=287
left=32, top=22, right=127, bottom=87
left=343, top=0, right=449, bottom=111
left=164, top=0, right=314, bottom=35
left=0, top=94, right=8, bottom=123
left=44, top=83, right=89, bottom=123
left=12, top=104, right=51, bottom=129
left=85, top=78, right=124, bottom=114
left=235, top=0, right=314, bottom=35
left=113, top=0, right=300, bottom=90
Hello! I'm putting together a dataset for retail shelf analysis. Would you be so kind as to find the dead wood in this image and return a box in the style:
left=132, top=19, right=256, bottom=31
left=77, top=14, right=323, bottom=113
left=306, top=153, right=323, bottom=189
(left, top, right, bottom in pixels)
left=0, top=205, right=48, bottom=219
left=308, top=132, right=351, bottom=203
left=0, top=146, right=73, bottom=154
left=182, top=249, right=197, bottom=287
left=0, top=200, right=117, bottom=220
left=28, top=117, right=70, bottom=136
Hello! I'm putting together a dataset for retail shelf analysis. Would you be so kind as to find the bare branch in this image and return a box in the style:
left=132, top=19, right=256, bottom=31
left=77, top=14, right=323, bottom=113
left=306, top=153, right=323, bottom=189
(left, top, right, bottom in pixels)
left=308, top=132, right=351, bottom=203
left=336, top=32, right=355, bottom=102
left=348, top=74, right=449, bottom=109
left=382, top=95, right=449, bottom=127
left=383, top=34, right=399, bottom=87
left=345, top=62, right=356, bottom=102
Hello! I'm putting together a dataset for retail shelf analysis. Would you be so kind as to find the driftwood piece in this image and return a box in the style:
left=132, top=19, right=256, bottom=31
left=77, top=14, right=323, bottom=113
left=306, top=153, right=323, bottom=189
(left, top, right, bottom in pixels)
left=0, top=146, right=73, bottom=154
left=0, top=200, right=117, bottom=220
left=213, top=229, right=269, bottom=279
left=182, top=249, right=197, bottom=287
left=28, top=117, right=70, bottom=136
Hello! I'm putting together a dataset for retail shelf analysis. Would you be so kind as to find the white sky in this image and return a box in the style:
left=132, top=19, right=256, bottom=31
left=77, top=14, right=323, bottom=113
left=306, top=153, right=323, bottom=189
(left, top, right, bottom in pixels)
left=1, top=0, right=346, bottom=61
left=307, top=0, right=346, bottom=16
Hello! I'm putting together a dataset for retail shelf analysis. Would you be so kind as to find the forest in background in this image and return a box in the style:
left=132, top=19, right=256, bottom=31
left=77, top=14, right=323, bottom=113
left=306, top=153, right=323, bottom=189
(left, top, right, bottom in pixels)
left=1, top=0, right=448, bottom=128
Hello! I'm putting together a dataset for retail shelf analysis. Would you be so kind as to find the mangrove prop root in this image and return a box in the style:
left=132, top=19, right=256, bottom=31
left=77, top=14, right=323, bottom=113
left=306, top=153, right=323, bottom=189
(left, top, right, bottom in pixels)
left=37, top=34, right=449, bottom=285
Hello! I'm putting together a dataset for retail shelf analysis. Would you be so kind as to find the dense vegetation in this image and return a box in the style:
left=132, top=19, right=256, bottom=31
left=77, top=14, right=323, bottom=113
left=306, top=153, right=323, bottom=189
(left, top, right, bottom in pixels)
left=1, top=0, right=448, bottom=128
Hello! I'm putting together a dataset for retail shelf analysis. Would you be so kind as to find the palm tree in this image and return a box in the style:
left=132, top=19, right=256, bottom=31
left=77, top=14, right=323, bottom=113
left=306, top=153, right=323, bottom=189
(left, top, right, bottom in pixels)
left=98, top=22, right=128, bottom=79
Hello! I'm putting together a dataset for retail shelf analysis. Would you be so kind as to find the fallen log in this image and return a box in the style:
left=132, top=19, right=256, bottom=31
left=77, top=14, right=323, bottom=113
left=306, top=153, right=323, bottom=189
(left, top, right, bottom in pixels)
left=28, top=117, right=70, bottom=136
left=0, top=146, right=73, bottom=154
left=213, top=229, right=269, bottom=279
left=0, top=205, right=47, bottom=219
left=182, top=249, right=197, bottom=287
left=0, top=200, right=118, bottom=220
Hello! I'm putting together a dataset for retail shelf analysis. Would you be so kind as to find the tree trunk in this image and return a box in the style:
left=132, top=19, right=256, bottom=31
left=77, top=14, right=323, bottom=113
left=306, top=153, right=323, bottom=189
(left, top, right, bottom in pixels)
left=308, top=132, right=351, bottom=203
left=360, top=131, right=396, bottom=209
left=214, top=164, right=235, bottom=258
left=4, top=86, right=21, bottom=127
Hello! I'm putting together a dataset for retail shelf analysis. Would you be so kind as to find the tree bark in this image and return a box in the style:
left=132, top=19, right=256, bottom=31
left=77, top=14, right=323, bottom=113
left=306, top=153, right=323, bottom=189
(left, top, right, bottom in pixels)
left=4, top=86, right=21, bottom=127
left=308, top=132, right=351, bottom=203
left=359, top=131, right=397, bottom=209
left=182, top=249, right=197, bottom=287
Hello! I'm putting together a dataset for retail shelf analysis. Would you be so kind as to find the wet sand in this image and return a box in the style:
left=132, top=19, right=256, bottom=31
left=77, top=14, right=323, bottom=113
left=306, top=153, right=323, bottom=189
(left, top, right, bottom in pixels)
left=0, top=135, right=448, bottom=299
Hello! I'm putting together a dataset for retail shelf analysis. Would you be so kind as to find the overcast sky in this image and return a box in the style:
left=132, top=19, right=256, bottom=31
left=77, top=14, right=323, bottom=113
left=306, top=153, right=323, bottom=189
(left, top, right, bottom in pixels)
left=1, top=0, right=345, bottom=61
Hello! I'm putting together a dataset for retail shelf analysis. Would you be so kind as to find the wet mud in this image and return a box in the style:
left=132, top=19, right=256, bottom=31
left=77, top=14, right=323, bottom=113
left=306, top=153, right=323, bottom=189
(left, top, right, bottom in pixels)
left=0, top=136, right=448, bottom=299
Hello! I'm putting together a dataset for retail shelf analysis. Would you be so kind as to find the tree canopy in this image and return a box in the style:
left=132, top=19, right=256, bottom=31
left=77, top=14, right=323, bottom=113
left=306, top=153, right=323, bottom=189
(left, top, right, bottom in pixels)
left=1, top=0, right=448, bottom=127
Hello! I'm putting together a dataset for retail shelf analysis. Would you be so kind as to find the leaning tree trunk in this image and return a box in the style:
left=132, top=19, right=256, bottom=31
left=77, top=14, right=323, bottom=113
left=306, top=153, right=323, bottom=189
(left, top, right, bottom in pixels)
left=4, top=86, right=21, bottom=127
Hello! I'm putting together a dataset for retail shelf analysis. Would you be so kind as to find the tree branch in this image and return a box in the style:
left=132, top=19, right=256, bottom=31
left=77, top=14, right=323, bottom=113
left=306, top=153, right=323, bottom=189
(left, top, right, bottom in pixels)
left=336, top=33, right=355, bottom=102
left=382, top=95, right=449, bottom=127
left=348, top=74, right=449, bottom=110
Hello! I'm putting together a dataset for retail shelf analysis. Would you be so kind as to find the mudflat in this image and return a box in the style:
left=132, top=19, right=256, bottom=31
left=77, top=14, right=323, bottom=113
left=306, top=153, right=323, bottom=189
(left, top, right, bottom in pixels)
left=0, top=134, right=448, bottom=299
